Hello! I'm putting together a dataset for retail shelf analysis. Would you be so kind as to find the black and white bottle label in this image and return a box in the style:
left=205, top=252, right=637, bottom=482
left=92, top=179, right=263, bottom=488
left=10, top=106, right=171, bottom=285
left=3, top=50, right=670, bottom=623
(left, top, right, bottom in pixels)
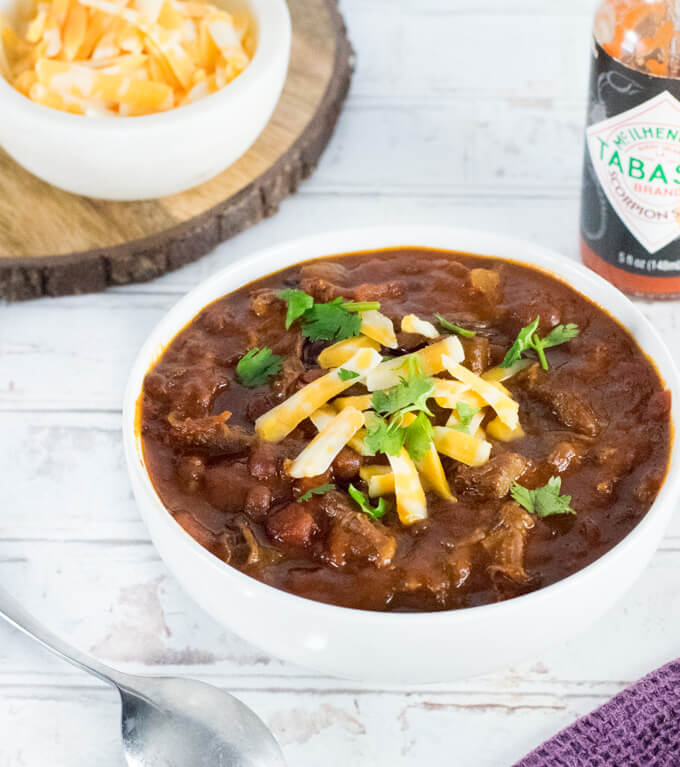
left=581, top=42, right=680, bottom=276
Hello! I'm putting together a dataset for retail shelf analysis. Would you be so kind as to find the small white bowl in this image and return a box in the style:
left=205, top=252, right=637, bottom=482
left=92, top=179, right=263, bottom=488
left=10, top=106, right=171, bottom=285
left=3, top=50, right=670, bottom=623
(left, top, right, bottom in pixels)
left=123, top=227, right=680, bottom=684
left=0, top=0, right=291, bottom=200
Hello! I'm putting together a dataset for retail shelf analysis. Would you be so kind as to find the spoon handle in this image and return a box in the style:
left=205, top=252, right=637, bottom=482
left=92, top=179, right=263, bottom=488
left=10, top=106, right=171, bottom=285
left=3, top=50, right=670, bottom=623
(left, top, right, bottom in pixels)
left=0, top=586, right=129, bottom=689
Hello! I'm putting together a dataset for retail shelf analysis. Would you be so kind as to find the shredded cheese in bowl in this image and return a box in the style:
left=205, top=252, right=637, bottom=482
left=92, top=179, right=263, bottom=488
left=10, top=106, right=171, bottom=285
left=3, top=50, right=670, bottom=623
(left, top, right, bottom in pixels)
left=0, top=0, right=254, bottom=115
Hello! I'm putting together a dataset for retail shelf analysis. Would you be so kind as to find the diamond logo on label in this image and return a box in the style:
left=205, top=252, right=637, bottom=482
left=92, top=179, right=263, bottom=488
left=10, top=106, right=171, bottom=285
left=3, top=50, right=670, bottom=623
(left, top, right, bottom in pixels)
left=587, top=91, right=680, bottom=254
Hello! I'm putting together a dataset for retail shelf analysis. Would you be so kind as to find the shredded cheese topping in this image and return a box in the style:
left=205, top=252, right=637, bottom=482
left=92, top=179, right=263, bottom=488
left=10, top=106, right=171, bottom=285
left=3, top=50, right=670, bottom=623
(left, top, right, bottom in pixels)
left=288, top=407, right=365, bottom=479
left=310, top=405, right=370, bottom=457
left=308, top=405, right=336, bottom=431
left=387, top=448, right=428, bottom=524
left=255, top=307, right=525, bottom=525
left=366, top=335, right=464, bottom=392
left=360, top=310, right=398, bottom=349
left=255, top=348, right=382, bottom=443
left=317, top=336, right=381, bottom=370
left=1, top=0, right=253, bottom=115
left=481, top=359, right=531, bottom=384
left=432, top=379, right=485, bottom=410
left=442, top=355, right=519, bottom=429
left=432, top=426, right=492, bottom=467
left=367, top=472, right=395, bottom=497
left=400, top=411, right=455, bottom=501
left=359, top=464, right=391, bottom=482
left=334, top=394, right=373, bottom=412
left=446, top=406, right=486, bottom=436
left=415, top=442, right=455, bottom=500
left=486, top=416, right=525, bottom=442
left=401, top=314, right=439, bottom=339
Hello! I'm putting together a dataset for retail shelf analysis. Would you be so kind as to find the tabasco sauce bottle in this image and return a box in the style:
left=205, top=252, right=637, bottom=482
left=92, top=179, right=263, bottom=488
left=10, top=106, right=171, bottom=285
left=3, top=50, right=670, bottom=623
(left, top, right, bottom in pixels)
left=581, top=0, right=680, bottom=297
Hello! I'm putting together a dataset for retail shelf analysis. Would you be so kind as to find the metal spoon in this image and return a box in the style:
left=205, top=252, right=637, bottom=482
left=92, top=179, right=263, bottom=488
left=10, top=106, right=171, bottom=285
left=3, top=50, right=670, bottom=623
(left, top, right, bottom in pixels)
left=0, top=587, right=286, bottom=767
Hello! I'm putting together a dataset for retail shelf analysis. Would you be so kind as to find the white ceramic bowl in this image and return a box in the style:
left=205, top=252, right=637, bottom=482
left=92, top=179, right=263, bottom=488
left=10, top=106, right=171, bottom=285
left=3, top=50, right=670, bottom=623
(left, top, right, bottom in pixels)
left=0, top=0, right=290, bottom=200
left=123, top=227, right=680, bottom=684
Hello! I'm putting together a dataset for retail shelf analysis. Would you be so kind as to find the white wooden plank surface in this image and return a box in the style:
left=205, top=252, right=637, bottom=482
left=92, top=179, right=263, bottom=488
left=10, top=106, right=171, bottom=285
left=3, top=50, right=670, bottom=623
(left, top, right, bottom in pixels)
left=1, top=0, right=679, bottom=765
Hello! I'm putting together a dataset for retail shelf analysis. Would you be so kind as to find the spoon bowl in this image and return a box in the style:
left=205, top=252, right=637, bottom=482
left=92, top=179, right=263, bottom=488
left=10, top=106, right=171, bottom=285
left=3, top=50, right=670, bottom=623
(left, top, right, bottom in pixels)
left=119, top=676, right=286, bottom=767
left=0, top=586, right=286, bottom=767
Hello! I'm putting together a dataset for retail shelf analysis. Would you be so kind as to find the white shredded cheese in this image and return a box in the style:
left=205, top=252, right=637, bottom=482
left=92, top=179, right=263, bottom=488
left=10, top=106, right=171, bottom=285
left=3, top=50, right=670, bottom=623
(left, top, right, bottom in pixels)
left=334, top=394, right=373, bottom=412
left=446, top=407, right=486, bottom=437
left=416, top=443, right=455, bottom=500
left=399, top=411, right=454, bottom=501
left=368, top=473, right=395, bottom=497
left=359, top=465, right=392, bottom=482
left=360, top=310, right=398, bottom=349
left=431, top=378, right=486, bottom=409
left=312, top=405, right=371, bottom=456
left=481, top=359, right=531, bottom=384
left=387, top=448, right=428, bottom=525
left=432, top=426, right=491, bottom=467
left=486, top=416, right=525, bottom=442
left=317, top=336, right=380, bottom=369
left=308, top=405, right=336, bottom=431
left=255, top=348, right=381, bottom=443
left=366, top=335, right=464, bottom=391
left=441, top=355, right=519, bottom=429
left=288, top=408, right=365, bottom=479
left=401, top=314, right=439, bottom=339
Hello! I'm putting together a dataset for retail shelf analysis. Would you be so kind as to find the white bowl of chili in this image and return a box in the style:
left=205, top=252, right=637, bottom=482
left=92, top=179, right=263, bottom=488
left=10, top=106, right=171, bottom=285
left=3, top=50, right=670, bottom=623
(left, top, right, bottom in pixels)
left=123, top=226, right=680, bottom=683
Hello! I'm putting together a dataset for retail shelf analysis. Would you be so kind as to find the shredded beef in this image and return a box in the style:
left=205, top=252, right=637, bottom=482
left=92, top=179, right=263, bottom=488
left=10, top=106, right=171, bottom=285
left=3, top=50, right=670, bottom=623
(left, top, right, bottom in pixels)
left=300, top=276, right=405, bottom=304
left=456, top=453, right=528, bottom=500
left=482, top=502, right=535, bottom=583
left=519, top=364, right=601, bottom=437
left=167, top=411, right=254, bottom=455
left=321, top=492, right=396, bottom=568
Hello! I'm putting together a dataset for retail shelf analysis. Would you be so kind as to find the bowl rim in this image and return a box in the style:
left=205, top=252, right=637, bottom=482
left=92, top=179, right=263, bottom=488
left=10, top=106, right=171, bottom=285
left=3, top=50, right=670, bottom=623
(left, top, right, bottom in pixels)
left=123, top=225, right=680, bottom=625
left=0, top=0, right=291, bottom=129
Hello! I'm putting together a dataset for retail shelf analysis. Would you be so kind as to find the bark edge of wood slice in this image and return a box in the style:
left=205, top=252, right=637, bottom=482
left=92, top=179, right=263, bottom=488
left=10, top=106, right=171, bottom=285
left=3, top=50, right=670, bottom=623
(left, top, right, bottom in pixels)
left=0, top=0, right=353, bottom=301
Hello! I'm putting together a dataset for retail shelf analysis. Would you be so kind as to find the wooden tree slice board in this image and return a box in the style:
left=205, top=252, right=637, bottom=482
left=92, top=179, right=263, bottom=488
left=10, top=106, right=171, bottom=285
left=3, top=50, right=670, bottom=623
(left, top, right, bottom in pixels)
left=0, top=0, right=353, bottom=301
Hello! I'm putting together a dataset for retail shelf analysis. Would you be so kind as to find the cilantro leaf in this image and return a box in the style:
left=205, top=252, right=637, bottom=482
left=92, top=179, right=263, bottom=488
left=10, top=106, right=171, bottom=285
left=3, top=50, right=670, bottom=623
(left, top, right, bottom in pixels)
left=501, top=317, right=540, bottom=368
left=510, top=476, right=576, bottom=518
left=540, top=323, right=581, bottom=349
left=531, top=323, right=580, bottom=370
left=403, top=411, right=434, bottom=462
left=278, top=289, right=314, bottom=330
left=364, top=414, right=407, bottom=457
left=364, top=411, right=434, bottom=462
left=434, top=313, right=476, bottom=338
left=501, top=318, right=580, bottom=370
left=280, top=293, right=380, bottom=343
left=348, top=484, right=390, bottom=519
left=366, top=359, right=435, bottom=459
left=338, top=368, right=360, bottom=382
left=452, top=401, right=479, bottom=434
left=297, top=482, right=336, bottom=503
left=300, top=298, right=363, bottom=342
left=509, top=483, right=535, bottom=512
left=236, top=348, right=283, bottom=388
left=371, top=361, right=434, bottom=418
left=456, top=401, right=478, bottom=425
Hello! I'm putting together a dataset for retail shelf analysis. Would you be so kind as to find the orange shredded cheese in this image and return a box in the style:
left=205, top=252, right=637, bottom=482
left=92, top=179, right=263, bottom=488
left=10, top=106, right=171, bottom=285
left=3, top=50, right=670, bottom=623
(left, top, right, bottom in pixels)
left=0, top=0, right=253, bottom=115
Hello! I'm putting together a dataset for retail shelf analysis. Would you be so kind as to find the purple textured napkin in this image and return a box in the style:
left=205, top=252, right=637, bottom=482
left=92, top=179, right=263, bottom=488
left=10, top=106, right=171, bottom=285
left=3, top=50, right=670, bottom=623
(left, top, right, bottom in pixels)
left=513, top=659, right=680, bottom=767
